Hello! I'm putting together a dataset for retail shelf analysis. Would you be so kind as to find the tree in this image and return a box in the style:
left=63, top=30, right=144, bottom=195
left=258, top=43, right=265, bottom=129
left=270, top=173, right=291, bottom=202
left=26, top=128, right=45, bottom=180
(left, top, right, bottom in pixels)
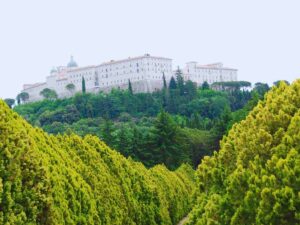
left=188, top=80, right=300, bottom=224
left=169, top=76, right=177, bottom=89
left=82, top=77, right=86, bottom=93
left=150, top=110, right=186, bottom=169
left=40, top=88, right=58, bottom=100
left=212, top=81, right=251, bottom=91
left=185, top=80, right=197, bottom=100
left=4, top=98, right=15, bottom=108
left=0, top=99, right=195, bottom=225
left=201, top=81, right=210, bottom=90
left=66, top=83, right=76, bottom=94
left=175, top=67, right=184, bottom=95
left=128, top=79, right=133, bottom=95
left=101, top=118, right=114, bottom=146
left=115, top=124, right=131, bottom=157
left=162, top=72, right=167, bottom=89
left=273, top=80, right=290, bottom=87
left=253, top=82, right=269, bottom=97
left=16, top=92, right=29, bottom=104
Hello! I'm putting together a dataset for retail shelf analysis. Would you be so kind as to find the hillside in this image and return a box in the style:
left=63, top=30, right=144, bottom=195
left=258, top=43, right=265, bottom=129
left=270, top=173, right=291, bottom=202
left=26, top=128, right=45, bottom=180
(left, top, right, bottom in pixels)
left=14, top=80, right=264, bottom=169
left=187, top=81, right=300, bottom=224
left=0, top=100, right=195, bottom=225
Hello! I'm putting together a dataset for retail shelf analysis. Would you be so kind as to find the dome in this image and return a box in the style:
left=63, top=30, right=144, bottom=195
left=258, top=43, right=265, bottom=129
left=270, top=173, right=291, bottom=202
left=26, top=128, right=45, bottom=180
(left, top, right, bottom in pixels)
left=50, top=67, right=57, bottom=74
left=67, top=56, right=78, bottom=68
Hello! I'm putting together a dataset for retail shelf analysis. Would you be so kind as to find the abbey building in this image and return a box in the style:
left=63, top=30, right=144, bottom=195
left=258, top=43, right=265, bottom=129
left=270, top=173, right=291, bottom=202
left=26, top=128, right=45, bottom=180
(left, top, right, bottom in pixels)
left=21, top=54, right=238, bottom=102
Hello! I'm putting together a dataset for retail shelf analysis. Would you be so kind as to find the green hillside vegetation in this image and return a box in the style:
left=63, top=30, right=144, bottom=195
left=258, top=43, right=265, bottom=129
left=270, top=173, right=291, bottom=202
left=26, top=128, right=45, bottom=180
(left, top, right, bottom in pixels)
left=187, top=81, right=300, bottom=224
left=0, top=100, right=195, bottom=225
left=14, top=79, right=268, bottom=169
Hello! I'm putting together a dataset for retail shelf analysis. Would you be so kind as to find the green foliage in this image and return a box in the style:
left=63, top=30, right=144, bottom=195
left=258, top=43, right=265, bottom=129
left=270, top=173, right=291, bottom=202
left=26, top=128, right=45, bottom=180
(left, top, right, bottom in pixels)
left=273, top=80, right=290, bottom=87
left=40, top=88, right=58, bottom=100
left=149, top=110, right=189, bottom=169
left=187, top=80, right=300, bottom=224
left=162, top=72, right=167, bottom=89
left=4, top=98, right=15, bottom=108
left=16, top=92, right=29, bottom=104
left=0, top=100, right=195, bottom=225
left=14, top=80, right=257, bottom=169
left=128, top=79, right=133, bottom=95
left=175, top=67, right=185, bottom=95
left=169, top=77, right=177, bottom=90
left=212, top=81, right=252, bottom=91
left=66, top=83, right=76, bottom=93
left=201, top=81, right=209, bottom=90
left=82, top=77, right=86, bottom=93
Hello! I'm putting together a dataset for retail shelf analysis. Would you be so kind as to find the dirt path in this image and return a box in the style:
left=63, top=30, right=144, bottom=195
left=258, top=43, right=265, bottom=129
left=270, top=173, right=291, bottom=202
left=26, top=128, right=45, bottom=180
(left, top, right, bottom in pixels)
left=177, top=216, right=189, bottom=225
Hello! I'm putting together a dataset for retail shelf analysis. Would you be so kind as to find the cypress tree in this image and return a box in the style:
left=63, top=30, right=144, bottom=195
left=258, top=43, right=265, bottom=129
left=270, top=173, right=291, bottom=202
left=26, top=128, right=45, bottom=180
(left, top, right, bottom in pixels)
left=162, top=72, right=167, bottom=89
left=82, top=77, right=86, bottom=93
left=128, top=79, right=133, bottom=95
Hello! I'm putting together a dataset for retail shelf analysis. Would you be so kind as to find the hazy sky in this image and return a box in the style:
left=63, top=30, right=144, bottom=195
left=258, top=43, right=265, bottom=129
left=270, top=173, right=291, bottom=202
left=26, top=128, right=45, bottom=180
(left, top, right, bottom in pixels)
left=0, top=0, right=299, bottom=99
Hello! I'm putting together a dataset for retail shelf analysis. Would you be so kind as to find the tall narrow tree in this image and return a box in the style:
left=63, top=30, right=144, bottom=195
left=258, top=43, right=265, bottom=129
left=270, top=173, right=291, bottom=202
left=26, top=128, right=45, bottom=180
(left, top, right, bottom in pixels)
left=175, top=67, right=184, bottom=95
left=82, top=77, right=86, bottom=93
left=162, top=72, right=167, bottom=89
left=128, top=79, right=133, bottom=95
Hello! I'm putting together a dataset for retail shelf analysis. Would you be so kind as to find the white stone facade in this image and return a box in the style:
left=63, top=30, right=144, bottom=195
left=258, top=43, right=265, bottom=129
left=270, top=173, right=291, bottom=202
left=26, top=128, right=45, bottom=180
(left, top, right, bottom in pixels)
left=182, top=62, right=238, bottom=86
left=22, top=54, right=173, bottom=102
left=21, top=56, right=238, bottom=102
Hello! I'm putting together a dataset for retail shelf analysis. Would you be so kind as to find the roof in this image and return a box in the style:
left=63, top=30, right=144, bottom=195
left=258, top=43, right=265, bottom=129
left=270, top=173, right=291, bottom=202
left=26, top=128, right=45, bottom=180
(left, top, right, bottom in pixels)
left=23, top=82, right=47, bottom=90
left=68, top=65, right=96, bottom=72
left=196, top=62, right=237, bottom=71
left=99, top=54, right=172, bottom=66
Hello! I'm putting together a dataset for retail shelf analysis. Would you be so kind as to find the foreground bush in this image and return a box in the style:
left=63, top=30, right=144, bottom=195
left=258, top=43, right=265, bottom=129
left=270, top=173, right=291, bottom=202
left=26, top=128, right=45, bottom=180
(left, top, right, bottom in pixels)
left=187, top=81, right=300, bottom=224
left=0, top=100, right=195, bottom=225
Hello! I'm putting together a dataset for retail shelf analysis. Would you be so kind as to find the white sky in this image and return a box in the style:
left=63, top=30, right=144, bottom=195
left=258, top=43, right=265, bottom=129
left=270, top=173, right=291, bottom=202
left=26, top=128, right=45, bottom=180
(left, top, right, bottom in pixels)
left=0, top=0, right=299, bottom=99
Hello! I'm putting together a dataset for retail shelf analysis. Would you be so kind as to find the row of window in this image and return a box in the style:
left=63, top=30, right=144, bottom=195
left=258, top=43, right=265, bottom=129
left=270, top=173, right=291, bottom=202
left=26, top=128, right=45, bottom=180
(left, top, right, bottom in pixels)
left=70, top=71, right=93, bottom=78
left=98, top=64, right=171, bottom=73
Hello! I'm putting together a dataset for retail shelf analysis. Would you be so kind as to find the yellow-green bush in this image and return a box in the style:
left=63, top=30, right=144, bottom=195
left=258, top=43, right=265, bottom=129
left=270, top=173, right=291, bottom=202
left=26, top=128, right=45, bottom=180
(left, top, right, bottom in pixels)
left=0, top=100, right=195, bottom=225
left=187, top=81, right=300, bottom=224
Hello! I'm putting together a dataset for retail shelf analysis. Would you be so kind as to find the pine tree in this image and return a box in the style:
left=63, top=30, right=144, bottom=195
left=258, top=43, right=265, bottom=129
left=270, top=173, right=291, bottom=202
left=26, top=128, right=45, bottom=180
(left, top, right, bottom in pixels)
left=150, top=110, right=185, bottom=169
left=175, top=67, right=184, bottom=95
left=82, top=77, right=86, bottom=93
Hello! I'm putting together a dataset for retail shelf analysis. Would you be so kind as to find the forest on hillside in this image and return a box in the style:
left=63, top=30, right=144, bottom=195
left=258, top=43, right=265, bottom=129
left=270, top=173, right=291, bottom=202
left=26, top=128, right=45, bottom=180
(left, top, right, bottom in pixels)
left=13, top=74, right=272, bottom=169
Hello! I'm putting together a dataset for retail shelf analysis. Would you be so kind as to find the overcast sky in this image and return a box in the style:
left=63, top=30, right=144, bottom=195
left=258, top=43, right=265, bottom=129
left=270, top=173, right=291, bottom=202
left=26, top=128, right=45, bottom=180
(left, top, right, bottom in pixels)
left=0, top=0, right=299, bottom=99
